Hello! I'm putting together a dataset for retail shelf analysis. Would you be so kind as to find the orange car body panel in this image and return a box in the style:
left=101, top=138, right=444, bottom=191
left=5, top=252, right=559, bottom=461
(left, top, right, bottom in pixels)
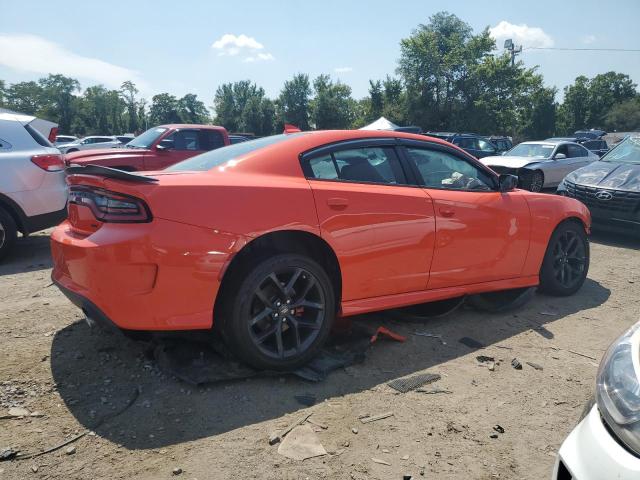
left=51, top=130, right=591, bottom=331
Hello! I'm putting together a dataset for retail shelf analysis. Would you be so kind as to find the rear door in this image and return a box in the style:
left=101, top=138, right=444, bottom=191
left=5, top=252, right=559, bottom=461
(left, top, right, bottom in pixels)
left=301, top=140, right=436, bottom=301
left=564, top=144, right=593, bottom=178
left=400, top=141, right=531, bottom=290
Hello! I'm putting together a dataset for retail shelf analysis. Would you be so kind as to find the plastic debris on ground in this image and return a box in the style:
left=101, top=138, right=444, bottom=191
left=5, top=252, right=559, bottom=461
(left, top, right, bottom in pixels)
left=388, top=372, right=441, bottom=393
left=277, top=425, right=327, bottom=460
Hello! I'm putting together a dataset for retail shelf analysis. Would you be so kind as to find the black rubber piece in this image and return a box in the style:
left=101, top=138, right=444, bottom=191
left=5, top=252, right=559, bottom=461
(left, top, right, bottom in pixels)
left=0, top=206, right=18, bottom=262
left=466, top=287, right=535, bottom=313
left=389, top=296, right=465, bottom=322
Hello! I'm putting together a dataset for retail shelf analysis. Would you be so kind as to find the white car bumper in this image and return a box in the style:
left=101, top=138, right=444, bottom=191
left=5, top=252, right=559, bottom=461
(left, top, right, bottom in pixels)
left=554, top=405, right=640, bottom=479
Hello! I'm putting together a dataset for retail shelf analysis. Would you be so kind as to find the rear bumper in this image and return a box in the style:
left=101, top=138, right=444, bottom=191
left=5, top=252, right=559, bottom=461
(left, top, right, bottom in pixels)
left=25, top=206, right=67, bottom=234
left=51, top=218, right=239, bottom=331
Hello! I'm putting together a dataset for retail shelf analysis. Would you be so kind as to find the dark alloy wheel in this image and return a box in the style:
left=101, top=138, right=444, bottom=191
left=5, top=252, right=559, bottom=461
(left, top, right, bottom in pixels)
left=523, top=170, right=544, bottom=192
left=539, top=221, right=589, bottom=296
left=219, top=254, right=335, bottom=370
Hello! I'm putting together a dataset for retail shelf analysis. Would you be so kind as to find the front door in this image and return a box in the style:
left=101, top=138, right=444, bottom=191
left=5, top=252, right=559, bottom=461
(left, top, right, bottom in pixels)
left=401, top=143, right=531, bottom=290
left=302, top=143, right=436, bottom=301
left=145, top=129, right=206, bottom=170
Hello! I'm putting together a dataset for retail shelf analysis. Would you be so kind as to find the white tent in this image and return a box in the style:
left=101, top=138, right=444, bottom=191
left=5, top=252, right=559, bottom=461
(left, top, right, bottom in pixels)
left=359, top=116, right=399, bottom=131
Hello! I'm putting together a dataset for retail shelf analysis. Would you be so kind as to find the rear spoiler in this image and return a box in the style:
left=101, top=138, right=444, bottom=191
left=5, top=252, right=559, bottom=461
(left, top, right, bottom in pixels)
left=66, top=165, right=158, bottom=183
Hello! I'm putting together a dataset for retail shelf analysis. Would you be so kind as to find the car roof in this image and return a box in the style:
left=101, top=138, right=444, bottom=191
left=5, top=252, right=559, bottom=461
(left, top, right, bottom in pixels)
left=159, top=124, right=226, bottom=130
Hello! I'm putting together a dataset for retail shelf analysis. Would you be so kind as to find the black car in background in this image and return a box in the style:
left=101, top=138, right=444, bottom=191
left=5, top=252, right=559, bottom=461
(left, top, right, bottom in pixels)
left=580, top=138, right=609, bottom=157
left=547, top=136, right=609, bottom=158
left=574, top=129, right=607, bottom=140
left=558, top=134, right=640, bottom=235
left=423, top=132, right=500, bottom=158
left=489, top=135, right=513, bottom=153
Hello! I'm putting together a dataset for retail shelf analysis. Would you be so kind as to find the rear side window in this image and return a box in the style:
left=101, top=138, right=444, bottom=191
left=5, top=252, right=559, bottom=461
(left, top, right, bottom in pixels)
left=455, top=137, right=476, bottom=149
left=306, top=147, right=406, bottom=185
left=24, top=124, right=53, bottom=147
left=200, top=130, right=225, bottom=150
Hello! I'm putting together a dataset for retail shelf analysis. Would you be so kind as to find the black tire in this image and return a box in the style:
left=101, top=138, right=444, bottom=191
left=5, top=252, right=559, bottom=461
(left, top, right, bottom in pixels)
left=521, top=170, right=544, bottom=192
left=539, top=221, right=589, bottom=296
left=0, top=207, right=18, bottom=262
left=466, top=287, right=535, bottom=313
left=218, top=254, right=335, bottom=370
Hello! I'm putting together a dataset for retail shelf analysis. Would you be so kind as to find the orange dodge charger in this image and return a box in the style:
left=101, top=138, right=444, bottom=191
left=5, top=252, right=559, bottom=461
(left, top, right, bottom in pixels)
left=51, top=130, right=591, bottom=370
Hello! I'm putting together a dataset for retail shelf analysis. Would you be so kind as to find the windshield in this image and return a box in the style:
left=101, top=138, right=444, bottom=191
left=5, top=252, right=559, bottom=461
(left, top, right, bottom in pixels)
left=127, top=127, right=167, bottom=149
left=507, top=143, right=554, bottom=158
left=167, top=134, right=301, bottom=171
left=601, top=135, right=640, bottom=165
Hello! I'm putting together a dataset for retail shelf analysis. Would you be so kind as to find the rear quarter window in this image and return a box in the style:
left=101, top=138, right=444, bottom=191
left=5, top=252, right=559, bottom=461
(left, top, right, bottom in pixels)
left=24, top=124, right=53, bottom=147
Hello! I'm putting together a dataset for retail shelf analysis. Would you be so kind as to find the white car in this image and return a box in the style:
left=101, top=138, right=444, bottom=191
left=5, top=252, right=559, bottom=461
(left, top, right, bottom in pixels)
left=54, top=135, right=78, bottom=147
left=553, top=322, right=640, bottom=479
left=480, top=140, right=598, bottom=192
left=58, top=135, right=123, bottom=153
left=0, top=113, right=67, bottom=260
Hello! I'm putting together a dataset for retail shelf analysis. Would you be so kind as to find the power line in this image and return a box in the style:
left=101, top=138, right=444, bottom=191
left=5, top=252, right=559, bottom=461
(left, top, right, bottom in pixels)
left=524, top=47, right=640, bottom=52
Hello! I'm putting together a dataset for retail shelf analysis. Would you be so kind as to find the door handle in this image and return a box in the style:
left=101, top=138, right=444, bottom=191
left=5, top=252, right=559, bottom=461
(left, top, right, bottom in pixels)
left=439, top=207, right=455, bottom=218
left=327, top=197, right=349, bottom=208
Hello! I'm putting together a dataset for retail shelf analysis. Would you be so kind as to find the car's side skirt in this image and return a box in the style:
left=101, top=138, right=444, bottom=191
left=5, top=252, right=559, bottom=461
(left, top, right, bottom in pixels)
left=340, top=275, right=539, bottom=317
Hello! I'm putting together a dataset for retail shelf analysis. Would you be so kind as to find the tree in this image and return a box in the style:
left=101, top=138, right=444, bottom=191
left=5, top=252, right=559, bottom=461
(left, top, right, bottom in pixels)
left=310, top=75, right=355, bottom=129
left=5, top=81, right=43, bottom=115
left=149, top=93, right=181, bottom=125
left=73, top=85, right=126, bottom=135
left=38, top=74, right=80, bottom=133
left=604, top=97, right=640, bottom=131
left=397, top=11, right=494, bottom=129
left=368, top=80, right=384, bottom=121
left=177, top=93, right=209, bottom=123
left=381, top=76, right=407, bottom=125
left=0, top=80, right=6, bottom=107
left=587, top=72, right=637, bottom=127
left=120, top=81, right=139, bottom=132
left=277, top=74, right=312, bottom=130
left=213, top=81, right=272, bottom=133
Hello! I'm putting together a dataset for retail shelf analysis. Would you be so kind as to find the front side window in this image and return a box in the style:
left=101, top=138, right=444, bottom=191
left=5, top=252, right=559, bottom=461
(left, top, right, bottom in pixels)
left=405, top=147, right=493, bottom=191
left=568, top=144, right=588, bottom=158
left=306, top=147, right=406, bottom=185
left=165, top=130, right=200, bottom=151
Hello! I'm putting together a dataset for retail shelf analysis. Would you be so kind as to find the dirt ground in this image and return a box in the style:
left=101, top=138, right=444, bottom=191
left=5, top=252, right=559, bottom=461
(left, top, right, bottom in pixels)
left=1, top=229, right=639, bottom=480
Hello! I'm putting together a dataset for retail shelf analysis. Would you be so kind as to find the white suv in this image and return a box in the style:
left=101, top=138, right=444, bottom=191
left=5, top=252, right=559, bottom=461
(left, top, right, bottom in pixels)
left=0, top=113, right=67, bottom=260
left=59, top=135, right=123, bottom=153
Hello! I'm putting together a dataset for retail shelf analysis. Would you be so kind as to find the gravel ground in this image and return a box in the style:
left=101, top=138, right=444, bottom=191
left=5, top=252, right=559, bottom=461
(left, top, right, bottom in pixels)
left=0, top=229, right=639, bottom=480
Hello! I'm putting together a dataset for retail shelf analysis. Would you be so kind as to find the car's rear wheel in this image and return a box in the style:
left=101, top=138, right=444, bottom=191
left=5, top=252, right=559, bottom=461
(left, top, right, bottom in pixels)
left=219, top=254, right=335, bottom=370
left=539, top=221, right=589, bottom=296
left=0, top=207, right=17, bottom=262
left=521, top=170, right=544, bottom=192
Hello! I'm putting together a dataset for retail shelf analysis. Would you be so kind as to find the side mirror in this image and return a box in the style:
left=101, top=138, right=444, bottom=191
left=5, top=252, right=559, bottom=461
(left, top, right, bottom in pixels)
left=554, top=153, right=567, bottom=160
left=498, top=174, right=518, bottom=192
left=156, top=139, right=174, bottom=151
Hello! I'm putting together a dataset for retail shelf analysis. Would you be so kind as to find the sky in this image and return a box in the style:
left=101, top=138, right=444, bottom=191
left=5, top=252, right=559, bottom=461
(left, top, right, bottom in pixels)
left=0, top=0, right=639, bottom=107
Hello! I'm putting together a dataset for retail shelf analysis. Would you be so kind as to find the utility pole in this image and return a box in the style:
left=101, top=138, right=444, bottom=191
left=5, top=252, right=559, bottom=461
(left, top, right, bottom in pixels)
left=504, top=39, right=522, bottom=66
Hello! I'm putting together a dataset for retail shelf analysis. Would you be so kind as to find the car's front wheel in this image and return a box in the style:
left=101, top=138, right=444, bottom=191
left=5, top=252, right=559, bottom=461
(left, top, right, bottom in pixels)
left=521, top=170, right=544, bottom=192
left=539, top=221, right=589, bottom=296
left=0, top=207, right=17, bottom=262
left=219, top=254, right=335, bottom=370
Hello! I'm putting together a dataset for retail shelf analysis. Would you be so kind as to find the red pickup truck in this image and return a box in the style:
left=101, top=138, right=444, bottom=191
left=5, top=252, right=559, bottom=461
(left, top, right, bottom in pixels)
left=65, top=124, right=230, bottom=171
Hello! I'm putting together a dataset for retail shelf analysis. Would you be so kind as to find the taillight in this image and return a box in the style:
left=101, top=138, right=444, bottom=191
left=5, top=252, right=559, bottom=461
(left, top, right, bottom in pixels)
left=69, top=186, right=152, bottom=223
left=31, top=154, right=65, bottom=172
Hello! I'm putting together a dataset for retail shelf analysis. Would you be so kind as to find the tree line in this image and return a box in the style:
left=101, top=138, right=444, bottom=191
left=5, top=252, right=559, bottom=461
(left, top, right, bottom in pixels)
left=0, top=12, right=638, bottom=140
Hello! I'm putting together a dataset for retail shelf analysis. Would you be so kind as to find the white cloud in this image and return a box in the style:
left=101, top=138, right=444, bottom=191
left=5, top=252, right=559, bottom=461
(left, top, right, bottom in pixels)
left=211, top=33, right=274, bottom=62
left=334, top=67, right=353, bottom=73
left=243, top=52, right=275, bottom=63
left=489, top=21, right=554, bottom=49
left=582, top=34, right=596, bottom=45
left=0, top=33, right=146, bottom=89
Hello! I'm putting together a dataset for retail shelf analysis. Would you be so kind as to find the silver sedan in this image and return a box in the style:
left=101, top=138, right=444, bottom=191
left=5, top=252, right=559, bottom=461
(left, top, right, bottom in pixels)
left=479, top=140, right=599, bottom=192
